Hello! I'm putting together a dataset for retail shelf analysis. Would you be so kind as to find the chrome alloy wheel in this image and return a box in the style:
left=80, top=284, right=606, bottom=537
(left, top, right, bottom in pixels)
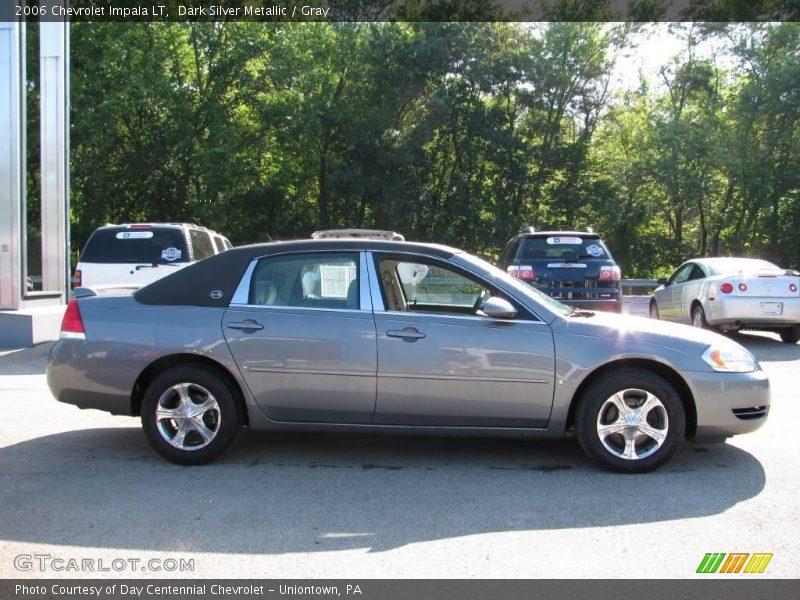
left=596, top=388, right=669, bottom=461
left=155, top=383, right=221, bottom=451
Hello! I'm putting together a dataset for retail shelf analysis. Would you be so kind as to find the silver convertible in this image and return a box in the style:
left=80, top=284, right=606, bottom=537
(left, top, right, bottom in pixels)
left=47, top=239, right=770, bottom=473
left=650, top=257, right=800, bottom=344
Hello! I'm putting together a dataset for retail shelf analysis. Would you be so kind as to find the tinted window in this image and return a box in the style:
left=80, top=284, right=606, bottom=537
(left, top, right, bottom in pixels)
left=79, top=228, right=188, bottom=264
left=500, top=240, right=518, bottom=263
left=250, top=252, right=359, bottom=310
left=189, top=230, right=216, bottom=260
left=213, top=235, right=226, bottom=253
left=519, top=236, right=608, bottom=260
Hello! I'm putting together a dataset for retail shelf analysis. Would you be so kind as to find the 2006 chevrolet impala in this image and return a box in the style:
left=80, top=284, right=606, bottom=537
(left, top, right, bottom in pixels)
left=47, top=236, right=770, bottom=473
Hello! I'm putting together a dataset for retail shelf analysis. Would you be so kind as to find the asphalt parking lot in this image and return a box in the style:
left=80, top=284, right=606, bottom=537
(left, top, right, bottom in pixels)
left=1, top=331, right=798, bottom=579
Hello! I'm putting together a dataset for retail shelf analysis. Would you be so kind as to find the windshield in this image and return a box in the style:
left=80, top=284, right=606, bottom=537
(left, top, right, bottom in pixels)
left=455, top=253, right=573, bottom=318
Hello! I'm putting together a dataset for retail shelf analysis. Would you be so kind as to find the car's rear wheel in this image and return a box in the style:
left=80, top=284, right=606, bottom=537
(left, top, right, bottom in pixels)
left=691, top=304, right=709, bottom=329
left=141, top=366, right=242, bottom=465
left=780, top=325, right=800, bottom=344
left=649, top=299, right=659, bottom=320
left=575, top=369, right=686, bottom=473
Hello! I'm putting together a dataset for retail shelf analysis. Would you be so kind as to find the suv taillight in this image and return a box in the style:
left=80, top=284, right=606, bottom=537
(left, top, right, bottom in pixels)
left=599, top=265, right=621, bottom=281
left=507, top=265, right=535, bottom=281
left=60, top=299, right=86, bottom=340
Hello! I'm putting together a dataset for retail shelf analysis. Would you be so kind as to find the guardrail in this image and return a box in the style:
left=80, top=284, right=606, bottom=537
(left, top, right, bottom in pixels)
left=620, top=279, right=660, bottom=296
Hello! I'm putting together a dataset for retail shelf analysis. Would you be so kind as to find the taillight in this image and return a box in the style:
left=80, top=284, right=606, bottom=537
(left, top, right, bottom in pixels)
left=738, top=283, right=748, bottom=292
left=720, top=283, right=734, bottom=294
left=507, top=265, right=535, bottom=281
left=73, top=269, right=82, bottom=288
left=60, top=299, right=86, bottom=340
left=599, top=265, right=621, bottom=281
left=791, top=283, right=798, bottom=293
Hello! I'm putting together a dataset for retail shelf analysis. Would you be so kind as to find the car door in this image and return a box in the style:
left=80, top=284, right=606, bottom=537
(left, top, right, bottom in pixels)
left=678, top=263, right=708, bottom=322
left=660, top=263, right=694, bottom=321
left=369, top=253, right=555, bottom=428
left=223, top=250, right=377, bottom=424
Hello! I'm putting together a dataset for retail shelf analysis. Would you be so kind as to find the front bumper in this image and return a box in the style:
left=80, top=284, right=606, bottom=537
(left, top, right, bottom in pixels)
left=687, top=368, right=770, bottom=442
left=707, top=296, right=800, bottom=327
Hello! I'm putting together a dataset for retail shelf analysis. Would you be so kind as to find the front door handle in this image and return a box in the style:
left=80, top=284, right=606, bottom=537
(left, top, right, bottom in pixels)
left=226, top=320, right=264, bottom=332
left=386, top=328, right=426, bottom=341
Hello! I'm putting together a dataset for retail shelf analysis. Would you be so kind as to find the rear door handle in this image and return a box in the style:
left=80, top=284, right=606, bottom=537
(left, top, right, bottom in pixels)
left=226, top=320, right=264, bottom=332
left=386, top=328, right=426, bottom=341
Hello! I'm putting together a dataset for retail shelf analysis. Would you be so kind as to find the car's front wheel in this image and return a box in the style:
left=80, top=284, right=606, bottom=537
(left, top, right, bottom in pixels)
left=575, top=369, right=686, bottom=473
left=780, top=325, right=800, bottom=344
left=141, top=366, right=243, bottom=465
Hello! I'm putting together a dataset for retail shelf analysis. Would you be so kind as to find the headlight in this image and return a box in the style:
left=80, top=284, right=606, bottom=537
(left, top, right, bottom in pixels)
left=701, top=345, right=758, bottom=373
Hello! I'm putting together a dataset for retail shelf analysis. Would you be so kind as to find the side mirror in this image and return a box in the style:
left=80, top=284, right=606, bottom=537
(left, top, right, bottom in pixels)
left=658, top=278, right=668, bottom=286
left=481, top=296, right=518, bottom=319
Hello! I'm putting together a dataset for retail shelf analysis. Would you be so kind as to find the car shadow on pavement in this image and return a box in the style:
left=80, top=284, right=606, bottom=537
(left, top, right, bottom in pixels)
left=0, top=427, right=766, bottom=554
left=727, top=331, right=800, bottom=362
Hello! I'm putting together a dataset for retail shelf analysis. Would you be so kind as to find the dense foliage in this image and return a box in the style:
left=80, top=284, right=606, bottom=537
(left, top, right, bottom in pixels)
left=63, top=22, right=800, bottom=276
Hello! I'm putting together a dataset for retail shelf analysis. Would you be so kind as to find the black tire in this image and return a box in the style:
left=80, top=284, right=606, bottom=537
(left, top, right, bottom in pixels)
left=691, top=304, right=709, bottom=329
left=141, top=366, right=243, bottom=465
left=575, top=369, right=686, bottom=473
left=649, top=299, right=659, bottom=320
left=780, top=325, right=800, bottom=344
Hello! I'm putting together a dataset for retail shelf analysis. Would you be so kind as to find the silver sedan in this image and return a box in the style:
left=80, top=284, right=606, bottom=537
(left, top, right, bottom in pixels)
left=650, top=257, right=800, bottom=343
left=47, top=239, right=770, bottom=473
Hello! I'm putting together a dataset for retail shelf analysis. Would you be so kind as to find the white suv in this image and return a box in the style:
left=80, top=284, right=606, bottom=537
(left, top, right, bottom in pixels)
left=75, top=223, right=232, bottom=289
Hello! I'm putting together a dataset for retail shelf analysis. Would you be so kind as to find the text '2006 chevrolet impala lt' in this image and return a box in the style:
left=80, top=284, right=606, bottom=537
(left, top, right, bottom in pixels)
left=47, top=236, right=769, bottom=473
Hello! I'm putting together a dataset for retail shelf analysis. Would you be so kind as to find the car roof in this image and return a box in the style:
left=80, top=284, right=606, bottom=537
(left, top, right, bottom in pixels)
left=519, top=231, right=601, bottom=238
left=135, top=238, right=461, bottom=307
left=99, top=222, right=218, bottom=232
left=690, top=257, right=779, bottom=270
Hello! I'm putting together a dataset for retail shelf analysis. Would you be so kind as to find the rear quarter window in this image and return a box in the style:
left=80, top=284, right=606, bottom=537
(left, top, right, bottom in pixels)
left=79, top=228, right=189, bottom=264
left=189, top=230, right=216, bottom=260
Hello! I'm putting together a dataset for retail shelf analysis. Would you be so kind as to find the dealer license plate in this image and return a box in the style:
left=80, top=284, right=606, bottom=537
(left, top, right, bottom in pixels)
left=760, top=302, right=783, bottom=315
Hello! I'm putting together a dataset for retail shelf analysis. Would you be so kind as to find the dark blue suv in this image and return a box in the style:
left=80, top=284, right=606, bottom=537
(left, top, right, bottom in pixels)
left=498, top=228, right=622, bottom=312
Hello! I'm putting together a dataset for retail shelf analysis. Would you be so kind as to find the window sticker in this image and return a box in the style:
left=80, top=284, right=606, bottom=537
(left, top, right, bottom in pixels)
left=161, top=247, right=182, bottom=261
left=586, top=244, right=604, bottom=256
left=546, top=236, right=582, bottom=245
left=319, top=265, right=357, bottom=298
left=115, top=231, right=153, bottom=240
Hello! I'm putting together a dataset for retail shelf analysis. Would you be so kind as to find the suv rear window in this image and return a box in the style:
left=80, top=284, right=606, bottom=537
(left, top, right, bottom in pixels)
left=519, top=236, right=608, bottom=260
left=80, top=228, right=189, bottom=264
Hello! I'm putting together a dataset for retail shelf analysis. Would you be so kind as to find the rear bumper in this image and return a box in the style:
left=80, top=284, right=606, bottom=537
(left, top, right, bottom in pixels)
left=707, top=296, right=800, bottom=328
left=687, top=369, right=770, bottom=442
left=47, top=339, right=139, bottom=415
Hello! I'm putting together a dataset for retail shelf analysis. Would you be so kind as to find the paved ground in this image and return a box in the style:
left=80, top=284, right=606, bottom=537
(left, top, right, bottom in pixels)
left=1, top=330, right=798, bottom=579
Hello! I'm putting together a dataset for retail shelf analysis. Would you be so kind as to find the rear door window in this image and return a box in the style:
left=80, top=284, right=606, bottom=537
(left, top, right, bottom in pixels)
left=79, top=228, right=189, bottom=264
left=189, top=229, right=216, bottom=261
left=249, top=252, right=360, bottom=310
